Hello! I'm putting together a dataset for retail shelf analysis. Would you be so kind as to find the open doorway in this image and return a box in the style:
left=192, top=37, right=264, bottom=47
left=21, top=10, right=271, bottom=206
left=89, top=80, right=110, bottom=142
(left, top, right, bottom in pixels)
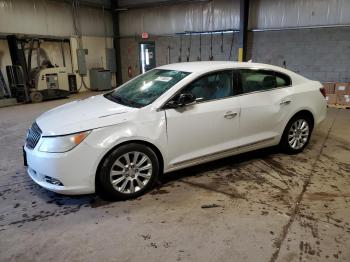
left=139, top=42, right=156, bottom=74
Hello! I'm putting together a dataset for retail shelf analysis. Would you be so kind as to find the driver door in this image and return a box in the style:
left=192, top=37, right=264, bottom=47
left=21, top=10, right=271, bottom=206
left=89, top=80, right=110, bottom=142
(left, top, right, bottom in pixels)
left=164, top=70, right=241, bottom=167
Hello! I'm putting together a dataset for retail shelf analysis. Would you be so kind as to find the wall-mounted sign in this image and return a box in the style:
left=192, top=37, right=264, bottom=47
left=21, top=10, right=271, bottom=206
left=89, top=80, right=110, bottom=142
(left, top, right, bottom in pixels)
left=141, top=32, right=149, bottom=39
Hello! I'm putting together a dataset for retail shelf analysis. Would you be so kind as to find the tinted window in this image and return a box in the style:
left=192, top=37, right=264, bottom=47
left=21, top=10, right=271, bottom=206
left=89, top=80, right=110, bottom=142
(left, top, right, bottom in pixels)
left=239, top=69, right=291, bottom=94
left=181, top=71, right=234, bottom=102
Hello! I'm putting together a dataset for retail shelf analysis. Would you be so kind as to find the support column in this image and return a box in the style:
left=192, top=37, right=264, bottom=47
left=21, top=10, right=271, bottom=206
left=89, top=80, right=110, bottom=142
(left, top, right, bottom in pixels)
left=111, top=1, right=123, bottom=86
left=238, top=0, right=249, bottom=62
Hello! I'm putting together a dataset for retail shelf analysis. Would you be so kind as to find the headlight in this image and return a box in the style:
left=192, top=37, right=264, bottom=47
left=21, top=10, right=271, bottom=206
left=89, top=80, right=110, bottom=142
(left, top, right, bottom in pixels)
left=38, top=131, right=91, bottom=153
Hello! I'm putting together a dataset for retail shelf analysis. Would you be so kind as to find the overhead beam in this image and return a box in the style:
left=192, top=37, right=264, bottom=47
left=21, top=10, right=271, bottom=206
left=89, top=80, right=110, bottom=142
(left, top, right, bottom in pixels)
left=116, top=0, right=210, bottom=10
left=49, top=0, right=112, bottom=9
left=237, top=0, right=249, bottom=62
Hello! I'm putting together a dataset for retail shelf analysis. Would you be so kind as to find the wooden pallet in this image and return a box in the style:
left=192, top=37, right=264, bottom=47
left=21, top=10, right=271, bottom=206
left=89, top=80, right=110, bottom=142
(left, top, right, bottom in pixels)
left=327, top=104, right=350, bottom=109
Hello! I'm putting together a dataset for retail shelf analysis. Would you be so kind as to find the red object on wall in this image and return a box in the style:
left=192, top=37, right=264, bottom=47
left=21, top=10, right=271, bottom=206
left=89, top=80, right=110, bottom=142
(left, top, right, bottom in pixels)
left=141, top=32, right=149, bottom=39
left=128, top=66, right=132, bottom=78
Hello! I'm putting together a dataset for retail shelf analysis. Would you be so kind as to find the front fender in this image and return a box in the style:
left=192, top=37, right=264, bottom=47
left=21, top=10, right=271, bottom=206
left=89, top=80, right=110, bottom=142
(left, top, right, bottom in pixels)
left=83, top=114, right=168, bottom=187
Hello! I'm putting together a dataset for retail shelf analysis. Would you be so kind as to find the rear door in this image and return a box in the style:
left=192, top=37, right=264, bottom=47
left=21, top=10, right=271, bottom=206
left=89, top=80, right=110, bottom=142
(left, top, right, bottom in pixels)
left=164, top=70, right=241, bottom=167
left=237, top=69, right=292, bottom=147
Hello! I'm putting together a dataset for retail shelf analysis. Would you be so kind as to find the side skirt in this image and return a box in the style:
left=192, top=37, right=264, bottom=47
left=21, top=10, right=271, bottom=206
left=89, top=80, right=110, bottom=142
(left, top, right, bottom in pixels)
left=165, top=137, right=277, bottom=173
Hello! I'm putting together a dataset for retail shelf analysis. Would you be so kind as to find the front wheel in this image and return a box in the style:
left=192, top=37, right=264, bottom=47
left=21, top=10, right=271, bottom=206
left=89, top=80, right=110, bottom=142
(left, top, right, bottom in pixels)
left=98, top=143, right=160, bottom=200
left=280, top=115, right=312, bottom=154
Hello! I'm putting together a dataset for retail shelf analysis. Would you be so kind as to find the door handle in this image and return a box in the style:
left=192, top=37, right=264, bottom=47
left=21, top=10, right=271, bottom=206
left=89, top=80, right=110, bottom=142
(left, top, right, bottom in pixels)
left=280, top=99, right=291, bottom=105
left=224, top=111, right=238, bottom=119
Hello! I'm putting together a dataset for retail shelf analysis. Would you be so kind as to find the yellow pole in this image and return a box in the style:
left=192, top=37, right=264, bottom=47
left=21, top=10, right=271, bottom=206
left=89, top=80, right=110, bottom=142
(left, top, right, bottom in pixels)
left=238, top=47, right=243, bottom=62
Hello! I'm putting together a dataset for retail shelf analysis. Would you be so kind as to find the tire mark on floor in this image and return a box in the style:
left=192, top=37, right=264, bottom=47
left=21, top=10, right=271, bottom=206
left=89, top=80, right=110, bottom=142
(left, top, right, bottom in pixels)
left=269, top=112, right=338, bottom=262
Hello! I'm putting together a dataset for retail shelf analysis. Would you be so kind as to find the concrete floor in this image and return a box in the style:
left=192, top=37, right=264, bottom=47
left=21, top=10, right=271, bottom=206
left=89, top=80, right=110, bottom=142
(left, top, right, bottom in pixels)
left=0, top=92, right=349, bottom=262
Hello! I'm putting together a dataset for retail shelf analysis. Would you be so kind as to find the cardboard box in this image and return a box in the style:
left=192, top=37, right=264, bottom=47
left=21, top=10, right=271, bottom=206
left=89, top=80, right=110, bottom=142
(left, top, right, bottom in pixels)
left=337, top=94, right=350, bottom=106
left=326, top=94, right=337, bottom=105
left=323, top=82, right=335, bottom=94
left=334, top=82, right=350, bottom=95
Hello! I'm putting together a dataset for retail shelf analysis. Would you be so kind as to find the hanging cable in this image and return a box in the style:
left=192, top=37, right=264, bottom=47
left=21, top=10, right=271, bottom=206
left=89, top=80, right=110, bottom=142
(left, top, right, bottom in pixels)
left=178, top=35, right=182, bottom=62
left=167, top=45, right=171, bottom=64
left=103, top=5, right=107, bottom=52
left=186, top=33, right=191, bottom=62
left=228, top=31, right=234, bottom=60
left=221, top=31, right=224, bottom=53
left=72, top=0, right=89, bottom=91
left=209, top=32, right=213, bottom=61
left=72, top=0, right=82, bottom=48
left=197, top=34, right=201, bottom=61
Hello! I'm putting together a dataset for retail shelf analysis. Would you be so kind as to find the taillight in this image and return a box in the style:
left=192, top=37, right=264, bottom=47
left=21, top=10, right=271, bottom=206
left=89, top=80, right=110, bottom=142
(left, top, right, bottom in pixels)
left=319, top=87, right=326, bottom=98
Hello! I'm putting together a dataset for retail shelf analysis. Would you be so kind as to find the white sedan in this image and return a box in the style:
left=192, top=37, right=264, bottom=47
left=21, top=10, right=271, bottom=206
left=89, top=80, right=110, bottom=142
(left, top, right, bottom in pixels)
left=24, top=62, right=327, bottom=199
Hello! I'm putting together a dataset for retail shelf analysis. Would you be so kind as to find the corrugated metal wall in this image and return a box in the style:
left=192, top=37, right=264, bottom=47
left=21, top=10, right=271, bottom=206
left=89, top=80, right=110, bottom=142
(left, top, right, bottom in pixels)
left=119, top=0, right=240, bottom=36
left=119, top=0, right=350, bottom=36
left=250, top=0, right=350, bottom=29
left=0, top=0, right=113, bottom=37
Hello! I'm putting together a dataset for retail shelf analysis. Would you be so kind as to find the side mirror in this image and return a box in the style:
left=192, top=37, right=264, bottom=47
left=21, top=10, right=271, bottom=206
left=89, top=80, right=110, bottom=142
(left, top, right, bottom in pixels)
left=177, top=93, right=196, bottom=106
left=164, top=93, right=196, bottom=109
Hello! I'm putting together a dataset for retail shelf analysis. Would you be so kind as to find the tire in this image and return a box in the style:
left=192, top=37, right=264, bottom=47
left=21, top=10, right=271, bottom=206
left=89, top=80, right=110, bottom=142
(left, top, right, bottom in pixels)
left=280, top=114, right=313, bottom=154
left=98, top=143, right=160, bottom=200
left=30, top=91, right=43, bottom=103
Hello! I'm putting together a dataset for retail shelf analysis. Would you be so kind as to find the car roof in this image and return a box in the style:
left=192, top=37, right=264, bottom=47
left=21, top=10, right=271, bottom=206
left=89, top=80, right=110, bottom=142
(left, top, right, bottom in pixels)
left=157, top=61, right=304, bottom=80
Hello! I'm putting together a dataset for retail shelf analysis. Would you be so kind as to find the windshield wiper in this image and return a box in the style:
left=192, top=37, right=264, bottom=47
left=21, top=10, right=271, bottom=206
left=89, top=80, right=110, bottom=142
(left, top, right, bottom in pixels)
left=104, top=93, right=142, bottom=108
left=121, top=97, right=143, bottom=108
left=104, top=93, right=123, bottom=104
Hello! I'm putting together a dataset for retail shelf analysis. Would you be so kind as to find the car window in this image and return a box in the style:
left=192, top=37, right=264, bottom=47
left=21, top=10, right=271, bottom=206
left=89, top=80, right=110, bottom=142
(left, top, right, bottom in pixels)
left=104, top=69, right=190, bottom=108
left=239, top=69, right=291, bottom=94
left=181, top=70, right=234, bottom=102
left=276, top=72, right=291, bottom=87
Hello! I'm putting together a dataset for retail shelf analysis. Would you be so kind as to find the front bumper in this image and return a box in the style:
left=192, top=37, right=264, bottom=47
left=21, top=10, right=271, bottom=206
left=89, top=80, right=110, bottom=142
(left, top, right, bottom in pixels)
left=24, top=141, right=100, bottom=195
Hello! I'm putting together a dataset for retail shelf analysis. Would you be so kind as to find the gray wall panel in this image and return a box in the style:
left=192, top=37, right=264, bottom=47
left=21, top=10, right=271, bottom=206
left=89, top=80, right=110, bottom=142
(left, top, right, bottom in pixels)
left=248, top=27, right=350, bottom=82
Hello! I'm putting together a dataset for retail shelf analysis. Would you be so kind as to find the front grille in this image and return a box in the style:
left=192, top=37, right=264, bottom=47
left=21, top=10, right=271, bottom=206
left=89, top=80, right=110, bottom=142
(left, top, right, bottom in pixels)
left=26, top=122, right=42, bottom=149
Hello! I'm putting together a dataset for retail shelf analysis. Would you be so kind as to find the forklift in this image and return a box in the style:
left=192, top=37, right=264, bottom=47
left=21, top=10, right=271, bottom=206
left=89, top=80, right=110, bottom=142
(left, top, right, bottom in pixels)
left=6, top=35, right=72, bottom=103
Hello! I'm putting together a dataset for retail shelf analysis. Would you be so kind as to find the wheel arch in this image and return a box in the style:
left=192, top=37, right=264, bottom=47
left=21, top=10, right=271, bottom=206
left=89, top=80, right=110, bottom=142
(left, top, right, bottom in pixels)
left=279, top=109, right=315, bottom=145
left=278, top=109, right=315, bottom=153
left=289, top=109, right=315, bottom=130
left=94, top=140, right=164, bottom=192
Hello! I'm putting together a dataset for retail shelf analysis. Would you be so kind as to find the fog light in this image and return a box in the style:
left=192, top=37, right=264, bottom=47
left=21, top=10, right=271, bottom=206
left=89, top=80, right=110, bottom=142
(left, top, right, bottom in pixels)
left=44, top=176, right=64, bottom=186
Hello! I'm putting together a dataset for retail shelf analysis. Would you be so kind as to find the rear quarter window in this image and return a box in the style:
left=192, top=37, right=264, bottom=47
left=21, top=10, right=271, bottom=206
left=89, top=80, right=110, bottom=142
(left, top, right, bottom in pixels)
left=275, top=72, right=292, bottom=87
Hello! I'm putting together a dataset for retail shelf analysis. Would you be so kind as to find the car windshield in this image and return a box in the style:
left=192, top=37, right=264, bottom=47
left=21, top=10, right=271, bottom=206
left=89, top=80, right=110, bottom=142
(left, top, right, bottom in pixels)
left=104, top=69, right=190, bottom=108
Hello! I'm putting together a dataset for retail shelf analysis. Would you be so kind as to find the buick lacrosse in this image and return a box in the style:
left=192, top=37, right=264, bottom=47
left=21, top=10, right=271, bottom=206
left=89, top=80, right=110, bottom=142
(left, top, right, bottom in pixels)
left=24, top=61, right=327, bottom=199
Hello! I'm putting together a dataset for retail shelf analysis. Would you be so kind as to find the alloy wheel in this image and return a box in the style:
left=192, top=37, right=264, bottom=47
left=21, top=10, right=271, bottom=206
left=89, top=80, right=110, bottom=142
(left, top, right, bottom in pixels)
left=288, top=119, right=310, bottom=150
left=109, top=151, right=153, bottom=194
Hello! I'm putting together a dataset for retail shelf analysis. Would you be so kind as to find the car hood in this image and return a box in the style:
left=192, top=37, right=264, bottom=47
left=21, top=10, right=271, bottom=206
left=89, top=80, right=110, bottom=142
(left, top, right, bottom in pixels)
left=36, top=95, right=138, bottom=136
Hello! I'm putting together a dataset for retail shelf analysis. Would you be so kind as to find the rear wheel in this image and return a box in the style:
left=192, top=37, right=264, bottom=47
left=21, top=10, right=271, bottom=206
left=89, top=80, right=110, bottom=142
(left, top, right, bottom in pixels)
left=30, top=91, right=43, bottom=103
left=98, top=143, right=159, bottom=200
left=280, top=115, right=312, bottom=154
